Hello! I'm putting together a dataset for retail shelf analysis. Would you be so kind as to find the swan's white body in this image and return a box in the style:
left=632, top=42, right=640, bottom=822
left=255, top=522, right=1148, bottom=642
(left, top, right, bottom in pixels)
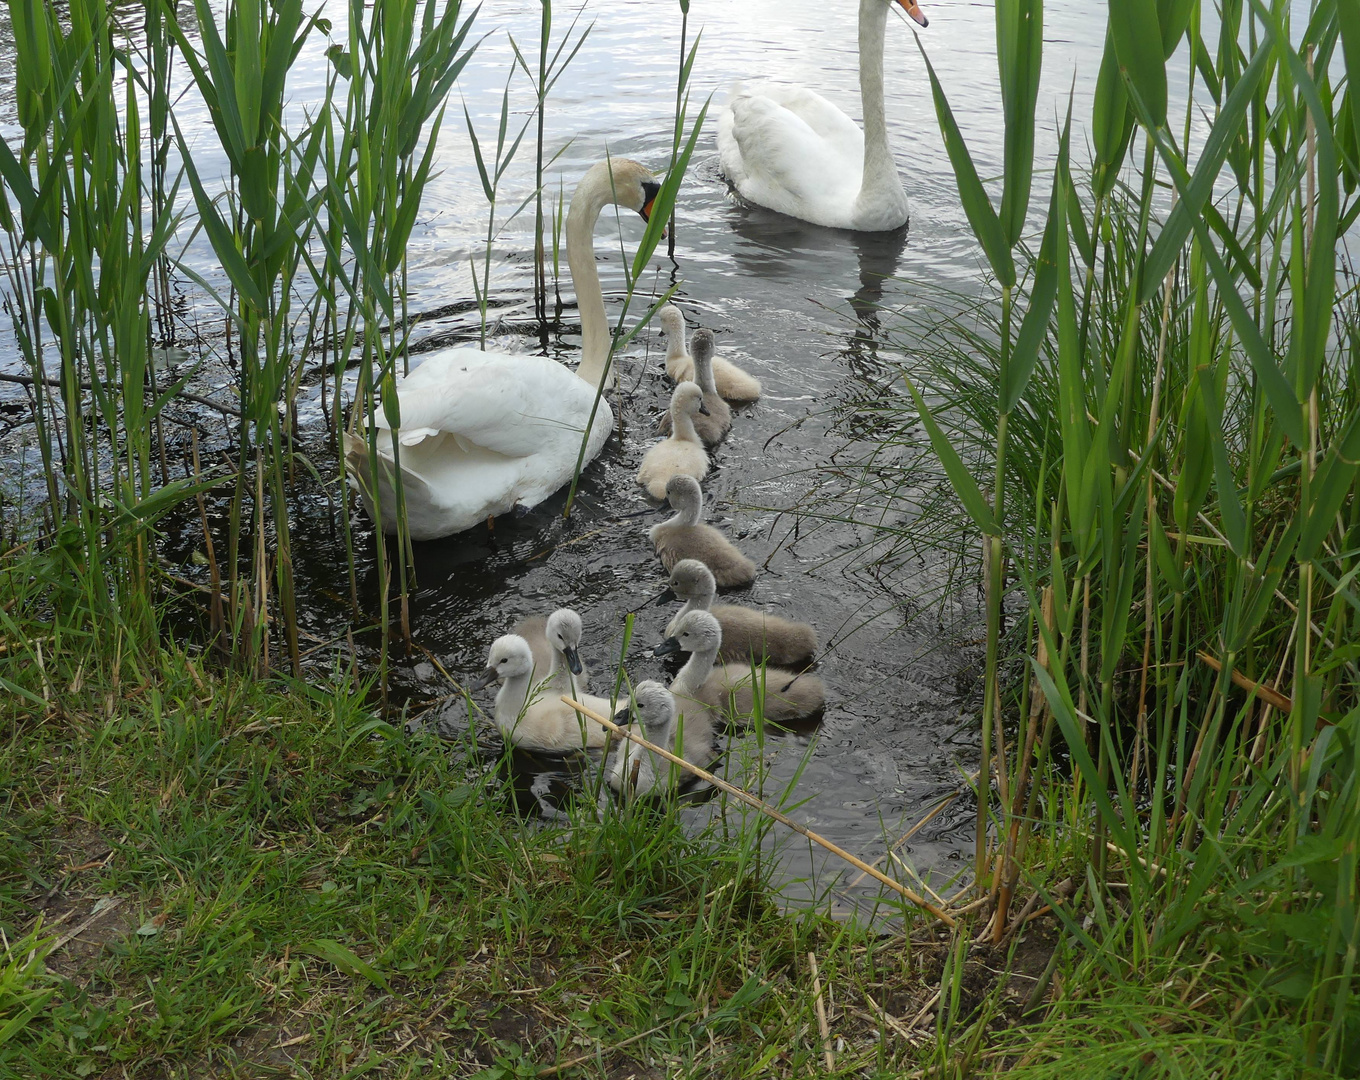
left=717, top=0, right=923, bottom=233
left=347, top=160, right=659, bottom=539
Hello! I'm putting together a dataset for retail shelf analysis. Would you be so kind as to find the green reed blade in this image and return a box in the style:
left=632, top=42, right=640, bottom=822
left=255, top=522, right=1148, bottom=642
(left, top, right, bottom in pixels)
left=1092, top=28, right=1135, bottom=198
left=1297, top=408, right=1360, bottom=564
left=1268, top=18, right=1339, bottom=400
left=1003, top=123, right=1066, bottom=414
left=1202, top=201, right=1262, bottom=290
left=171, top=122, right=267, bottom=313
left=1107, top=0, right=1168, bottom=128
left=1033, top=663, right=1145, bottom=885
left=901, top=376, right=999, bottom=536
left=1145, top=126, right=1305, bottom=449
left=995, top=0, right=1042, bottom=247
left=1195, top=366, right=1249, bottom=558
left=916, top=38, right=1015, bottom=288
left=1140, top=37, right=1271, bottom=302
left=178, top=0, right=248, bottom=161
left=1341, top=0, right=1360, bottom=146
left=631, top=95, right=708, bottom=280
left=1156, top=0, right=1194, bottom=58
left=462, top=99, right=495, bottom=203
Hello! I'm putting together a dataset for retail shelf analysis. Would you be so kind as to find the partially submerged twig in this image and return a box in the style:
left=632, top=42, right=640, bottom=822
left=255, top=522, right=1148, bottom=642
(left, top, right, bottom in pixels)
left=563, top=695, right=956, bottom=925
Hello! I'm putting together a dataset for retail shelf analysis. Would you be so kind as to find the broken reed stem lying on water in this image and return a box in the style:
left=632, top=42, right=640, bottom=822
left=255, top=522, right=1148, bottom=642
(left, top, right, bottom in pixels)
left=562, top=696, right=956, bottom=926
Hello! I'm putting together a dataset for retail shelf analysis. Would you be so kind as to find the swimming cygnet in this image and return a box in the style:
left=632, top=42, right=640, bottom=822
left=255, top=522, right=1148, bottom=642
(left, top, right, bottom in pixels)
left=650, top=475, right=756, bottom=589
left=664, top=559, right=817, bottom=668
left=636, top=383, right=710, bottom=500
left=513, top=608, right=592, bottom=694
left=658, top=304, right=762, bottom=403
left=657, top=329, right=732, bottom=447
left=476, top=634, right=615, bottom=752
left=654, top=610, right=826, bottom=724
left=606, top=680, right=716, bottom=800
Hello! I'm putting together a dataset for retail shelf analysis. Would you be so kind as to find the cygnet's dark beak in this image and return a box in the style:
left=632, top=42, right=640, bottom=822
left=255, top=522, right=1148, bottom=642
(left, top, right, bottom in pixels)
left=472, top=667, right=498, bottom=690
left=564, top=645, right=583, bottom=676
left=697, top=401, right=710, bottom=416
left=651, top=636, right=682, bottom=657
left=653, top=586, right=678, bottom=607
left=613, top=706, right=634, bottom=726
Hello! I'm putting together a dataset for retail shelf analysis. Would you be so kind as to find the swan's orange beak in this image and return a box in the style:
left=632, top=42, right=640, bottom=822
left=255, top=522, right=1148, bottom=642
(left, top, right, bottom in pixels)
left=897, top=0, right=928, bottom=27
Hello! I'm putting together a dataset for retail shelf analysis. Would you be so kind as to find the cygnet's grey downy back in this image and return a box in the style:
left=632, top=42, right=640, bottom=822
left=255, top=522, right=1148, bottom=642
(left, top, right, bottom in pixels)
left=666, top=559, right=817, bottom=667
left=657, top=329, right=732, bottom=446
left=649, top=476, right=756, bottom=589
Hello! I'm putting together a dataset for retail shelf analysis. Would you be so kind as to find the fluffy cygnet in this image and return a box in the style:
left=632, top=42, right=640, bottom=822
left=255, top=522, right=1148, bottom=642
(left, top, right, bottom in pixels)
left=654, top=610, right=826, bottom=724
left=657, top=329, right=732, bottom=447
left=606, top=680, right=716, bottom=800
left=636, top=383, right=710, bottom=500
left=664, top=559, right=816, bottom=668
left=649, top=476, right=756, bottom=589
left=513, top=608, right=592, bottom=694
left=476, top=634, right=614, bottom=752
left=658, top=304, right=762, bottom=403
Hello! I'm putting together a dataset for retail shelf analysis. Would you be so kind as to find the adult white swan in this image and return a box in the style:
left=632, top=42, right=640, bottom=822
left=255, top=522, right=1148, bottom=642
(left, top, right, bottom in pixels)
left=346, top=159, right=661, bottom=539
left=717, top=0, right=927, bottom=232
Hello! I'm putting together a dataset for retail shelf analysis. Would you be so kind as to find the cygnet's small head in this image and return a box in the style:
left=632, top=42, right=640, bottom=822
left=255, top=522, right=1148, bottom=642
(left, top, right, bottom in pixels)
left=664, top=474, right=703, bottom=513
left=659, top=303, right=686, bottom=341
left=690, top=328, right=715, bottom=365
left=671, top=381, right=710, bottom=418
left=545, top=608, right=585, bottom=675
left=669, top=559, right=717, bottom=601
left=477, top=635, right=535, bottom=688
left=653, top=608, right=723, bottom=658
left=894, top=0, right=928, bottom=27
left=614, top=680, right=676, bottom=739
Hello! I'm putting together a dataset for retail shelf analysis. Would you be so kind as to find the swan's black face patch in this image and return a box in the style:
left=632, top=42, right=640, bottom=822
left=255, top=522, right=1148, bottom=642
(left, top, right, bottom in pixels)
left=639, top=179, right=662, bottom=221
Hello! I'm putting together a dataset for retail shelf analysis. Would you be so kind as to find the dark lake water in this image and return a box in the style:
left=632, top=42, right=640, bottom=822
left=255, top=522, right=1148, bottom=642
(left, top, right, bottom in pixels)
left=2, top=0, right=1275, bottom=914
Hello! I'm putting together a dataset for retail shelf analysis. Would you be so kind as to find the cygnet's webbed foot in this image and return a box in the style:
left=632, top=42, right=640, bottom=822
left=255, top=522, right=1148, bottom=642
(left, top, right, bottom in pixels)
left=512, top=502, right=533, bottom=519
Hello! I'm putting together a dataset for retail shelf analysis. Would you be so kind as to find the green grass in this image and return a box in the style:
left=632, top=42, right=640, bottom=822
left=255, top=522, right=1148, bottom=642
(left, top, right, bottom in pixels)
left=0, top=568, right=1346, bottom=1080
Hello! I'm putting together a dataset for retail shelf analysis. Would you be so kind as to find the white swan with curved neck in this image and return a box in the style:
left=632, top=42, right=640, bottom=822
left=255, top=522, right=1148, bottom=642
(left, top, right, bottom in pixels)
left=346, top=159, right=661, bottom=539
left=717, top=0, right=926, bottom=232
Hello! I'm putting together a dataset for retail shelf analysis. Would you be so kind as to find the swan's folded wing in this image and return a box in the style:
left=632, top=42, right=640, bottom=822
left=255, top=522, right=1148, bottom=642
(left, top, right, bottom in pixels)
left=725, top=87, right=862, bottom=209
left=379, top=352, right=599, bottom=460
left=753, top=84, right=863, bottom=157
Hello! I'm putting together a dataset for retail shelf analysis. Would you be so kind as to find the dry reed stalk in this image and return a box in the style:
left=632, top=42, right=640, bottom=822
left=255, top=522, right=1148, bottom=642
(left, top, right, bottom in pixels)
left=808, top=951, right=834, bottom=1071
left=562, top=696, right=957, bottom=926
left=1196, top=650, right=1292, bottom=712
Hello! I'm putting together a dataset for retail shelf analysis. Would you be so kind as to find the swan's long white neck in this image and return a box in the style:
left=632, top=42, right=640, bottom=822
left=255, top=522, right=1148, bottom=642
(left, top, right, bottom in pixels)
left=671, top=643, right=718, bottom=698
left=565, top=167, right=620, bottom=390
left=857, top=0, right=903, bottom=210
